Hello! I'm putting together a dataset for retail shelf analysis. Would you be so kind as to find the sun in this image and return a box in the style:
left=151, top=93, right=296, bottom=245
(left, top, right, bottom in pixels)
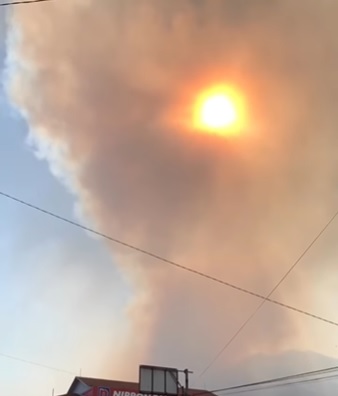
left=201, top=94, right=237, bottom=128
left=193, top=85, right=246, bottom=136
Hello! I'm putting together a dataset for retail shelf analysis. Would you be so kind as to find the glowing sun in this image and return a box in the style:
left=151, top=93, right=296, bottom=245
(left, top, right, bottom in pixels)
left=201, top=94, right=237, bottom=128
left=193, top=85, right=246, bottom=136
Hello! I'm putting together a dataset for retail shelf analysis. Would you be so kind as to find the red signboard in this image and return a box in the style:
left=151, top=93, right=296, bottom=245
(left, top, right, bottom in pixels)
left=97, top=387, right=162, bottom=396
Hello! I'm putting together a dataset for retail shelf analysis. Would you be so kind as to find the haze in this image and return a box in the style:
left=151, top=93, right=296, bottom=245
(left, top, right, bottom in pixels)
left=1, top=1, right=338, bottom=396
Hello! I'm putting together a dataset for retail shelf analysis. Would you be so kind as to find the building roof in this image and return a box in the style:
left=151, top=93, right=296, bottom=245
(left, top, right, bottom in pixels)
left=78, top=378, right=139, bottom=390
left=66, top=377, right=215, bottom=396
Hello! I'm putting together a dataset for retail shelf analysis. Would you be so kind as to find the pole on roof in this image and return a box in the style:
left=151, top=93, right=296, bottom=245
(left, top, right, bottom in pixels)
left=183, top=369, right=192, bottom=396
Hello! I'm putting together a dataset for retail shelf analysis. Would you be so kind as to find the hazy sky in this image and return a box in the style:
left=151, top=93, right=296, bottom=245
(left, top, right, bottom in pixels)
left=2, top=1, right=338, bottom=396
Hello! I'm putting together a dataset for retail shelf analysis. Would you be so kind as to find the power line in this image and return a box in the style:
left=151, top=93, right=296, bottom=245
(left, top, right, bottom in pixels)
left=193, top=365, right=338, bottom=396
left=199, top=206, right=338, bottom=377
left=1, top=190, right=338, bottom=329
left=218, top=374, right=338, bottom=396
left=217, top=366, right=338, bottom=394
left=0, top=351, right=76, bottom=375
left=0, top=0, right=52, bottom=6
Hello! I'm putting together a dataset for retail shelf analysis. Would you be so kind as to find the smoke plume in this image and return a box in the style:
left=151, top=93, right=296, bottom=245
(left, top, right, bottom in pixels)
left=6, top=0, right=338, bottom=388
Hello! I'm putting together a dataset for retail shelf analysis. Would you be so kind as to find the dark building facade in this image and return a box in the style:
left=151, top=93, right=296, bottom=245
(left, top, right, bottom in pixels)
left=61, top=377, right=215, bottom=396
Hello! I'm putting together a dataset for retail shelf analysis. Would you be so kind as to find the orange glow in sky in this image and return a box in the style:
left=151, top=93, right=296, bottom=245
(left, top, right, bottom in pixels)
left=193, top=85, right=247, bottom=137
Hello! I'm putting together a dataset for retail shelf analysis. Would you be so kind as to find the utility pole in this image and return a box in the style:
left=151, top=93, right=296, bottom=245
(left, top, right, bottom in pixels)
left=183, top=369, right=193, bottom=396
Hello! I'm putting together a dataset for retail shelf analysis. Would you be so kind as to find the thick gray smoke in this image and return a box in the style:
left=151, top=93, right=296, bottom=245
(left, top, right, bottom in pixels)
left=6, top=0, right=338, bottom=391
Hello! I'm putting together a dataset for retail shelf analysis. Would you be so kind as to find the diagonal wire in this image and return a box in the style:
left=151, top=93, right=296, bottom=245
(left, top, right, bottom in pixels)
left=1, top=190, right=338, bottom=330
left=217, top=373, right=338, bottom=396
left=193, top=364, right=338, bottom=396
left=199, top=206, right=338, bottom=377
left=0, top=351, right=76, bottom=375
left=0, top=0, right=52, bottom=6
left=191, top=366, right=338, bottom=396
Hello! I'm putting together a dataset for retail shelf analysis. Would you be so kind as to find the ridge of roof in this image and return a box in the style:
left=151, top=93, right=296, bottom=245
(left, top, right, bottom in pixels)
left=78, top=378, right=138, bottom=389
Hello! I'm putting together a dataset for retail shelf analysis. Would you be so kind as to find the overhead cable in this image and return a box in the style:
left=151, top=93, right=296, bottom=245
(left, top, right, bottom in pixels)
left=1, top=190, right=338, bottom=329
left=199, top=204, right=338, bottom=377
left=0, top=0, right=52, bottom=6
left=0, top=351, right=76, bottom=375
left=193, top=365, right=338, bottom=396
